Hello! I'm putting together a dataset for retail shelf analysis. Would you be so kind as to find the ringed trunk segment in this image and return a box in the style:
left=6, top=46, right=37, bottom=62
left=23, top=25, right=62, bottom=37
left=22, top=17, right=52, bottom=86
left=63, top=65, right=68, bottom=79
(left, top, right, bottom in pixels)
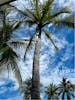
left=31, top=36, right=41, bottom=100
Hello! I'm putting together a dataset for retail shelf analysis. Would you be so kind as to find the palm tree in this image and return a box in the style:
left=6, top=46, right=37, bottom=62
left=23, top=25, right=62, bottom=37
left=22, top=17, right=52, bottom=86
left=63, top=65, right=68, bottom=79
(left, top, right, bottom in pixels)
left=20, top=77, right=43, bottom=100
left=45, top=83, right=59, bottom=100
left=0, top=8, right=24, bottom=87
left=58, top=78, right=75, bottom=100
left=10, top=0, right=75, bottom=99
left=20, top=78, right=32, bottom=100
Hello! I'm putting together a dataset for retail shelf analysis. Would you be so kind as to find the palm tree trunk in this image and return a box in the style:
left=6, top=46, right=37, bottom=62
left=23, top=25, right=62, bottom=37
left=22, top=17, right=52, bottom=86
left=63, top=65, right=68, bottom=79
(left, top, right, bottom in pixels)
left=31, top=33, right=41, bottom=99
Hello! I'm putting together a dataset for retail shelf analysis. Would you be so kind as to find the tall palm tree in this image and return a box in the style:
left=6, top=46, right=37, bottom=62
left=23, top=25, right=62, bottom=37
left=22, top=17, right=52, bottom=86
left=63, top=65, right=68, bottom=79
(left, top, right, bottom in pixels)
left=0, top=8, right=24, bottom=87
left=45, top=83, right=59, bottom=100
left=11, top=0, right=75, bottom=99
left=58, top=78, right=75, bottom=100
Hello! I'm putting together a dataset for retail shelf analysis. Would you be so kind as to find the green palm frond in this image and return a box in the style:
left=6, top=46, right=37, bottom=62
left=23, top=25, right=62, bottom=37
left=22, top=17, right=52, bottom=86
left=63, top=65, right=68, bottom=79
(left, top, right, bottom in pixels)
left=8, top=4, right=29, bottom=17
left=51, top=7, right=71, bottom=18
left=11, top=58, right=22, bottom=87
left=26, top=8, right=38, bottom=21
left=35, top=0, right=41, bottom=21
left=0, top=44, right=17, bottom=62
left=9, top=4, right=35, bottom=21
left=12, top=20, right=24, bottom=31
left=0, top=43, right=22, bottom=87
left=0, top=46, right=10, bottom=62
left=54, top=16, right=75, bottom=28
left=44, top=29, right=59, bottom=51
left=24, top=34, right=35, bottom=60
left=25, top=19, right=36, bottom=27
left=41, top=0, right=54, bottom=20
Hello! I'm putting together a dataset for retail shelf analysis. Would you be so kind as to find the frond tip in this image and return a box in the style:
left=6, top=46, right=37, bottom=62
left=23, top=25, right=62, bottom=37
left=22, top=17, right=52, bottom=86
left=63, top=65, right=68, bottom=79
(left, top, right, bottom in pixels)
left=54, top=16, right=75, bottom=28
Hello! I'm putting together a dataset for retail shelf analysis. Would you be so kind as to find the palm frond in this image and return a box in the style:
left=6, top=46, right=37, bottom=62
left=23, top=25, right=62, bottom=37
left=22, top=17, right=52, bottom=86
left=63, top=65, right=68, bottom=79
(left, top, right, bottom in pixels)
left=41, top=0, right=54, bottom=20
left=26, top=8, right=38, bottom=21
left=25, top=19, right=37, bottom=27
left=24, top=34, right=35, bottom=60
left=54, top=16, right=75, bottom=28
left=44, top=29, right=59, bottom=51
left=12, top=20, right=24, bottom=31
left=9, top=4, right=28, bottom=17
left=11, top=58, right=22, bottom=87
left=51, top=7, right=71, bottom=18
left=35, top=0, right=41, bottom=21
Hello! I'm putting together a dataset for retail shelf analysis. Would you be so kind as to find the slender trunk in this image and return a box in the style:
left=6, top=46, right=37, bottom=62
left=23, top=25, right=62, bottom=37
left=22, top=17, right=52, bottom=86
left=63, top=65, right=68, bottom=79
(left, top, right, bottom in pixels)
left=31, top=32, right=41, bottom=99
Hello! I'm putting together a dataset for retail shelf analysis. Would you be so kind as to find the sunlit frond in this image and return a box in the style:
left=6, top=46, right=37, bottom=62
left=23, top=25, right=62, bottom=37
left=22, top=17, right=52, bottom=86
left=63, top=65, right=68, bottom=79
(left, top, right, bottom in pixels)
left=35, top=0, right=41, bottom=21
left=41, top=0, right=54, bottom=20
left=54, top=16, right=75, bottom=28
left=51, top=7, right=71, bottom=18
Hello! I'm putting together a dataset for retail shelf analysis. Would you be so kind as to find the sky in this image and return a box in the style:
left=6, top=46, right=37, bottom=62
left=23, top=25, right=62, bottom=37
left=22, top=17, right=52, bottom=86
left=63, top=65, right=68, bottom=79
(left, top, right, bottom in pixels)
left=0, top=0, right=75, bottom=100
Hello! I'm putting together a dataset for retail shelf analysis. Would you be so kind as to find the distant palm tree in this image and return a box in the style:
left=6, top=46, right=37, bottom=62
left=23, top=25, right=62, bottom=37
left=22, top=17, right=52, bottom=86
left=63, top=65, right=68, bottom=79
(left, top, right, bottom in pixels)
left=45, top=83, right=59, bottom=100
left=0, top=8, right=23, bottom=87
left=20, top=77, right=43, bottom=100
left=10, top=0, right=75, bottom=99
left=58, top=78, right=75, bottom=100
left=20, top=78, right=32, bottom=100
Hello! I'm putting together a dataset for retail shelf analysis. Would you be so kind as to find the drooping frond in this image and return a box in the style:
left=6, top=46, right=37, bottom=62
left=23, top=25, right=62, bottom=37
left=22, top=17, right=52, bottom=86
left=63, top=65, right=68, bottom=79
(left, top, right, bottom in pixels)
left=54, top=16, right=75, bottom=28
left=12, top=21, right=24, bottom=31
left=8, top=4, right=29, bottom=17
left=24, top=34, right=35, bottom=60
left=44, top=29, right=59, bottom=51
left=0, top=43, right=22, bottom=87
left=42, top=7, right=71, bottom=27
left=25, top=19, right=36, bottom=27
left=11, top=58, right=22, bottom=87
left=51, top=7, right=71, bottom=18
left=9, top=4, right=36, bottom=21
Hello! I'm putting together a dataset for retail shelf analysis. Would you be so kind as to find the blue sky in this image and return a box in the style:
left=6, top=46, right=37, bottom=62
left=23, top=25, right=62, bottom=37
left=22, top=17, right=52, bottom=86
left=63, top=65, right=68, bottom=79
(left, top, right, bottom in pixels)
left=0, top=0, right=75, bottom=99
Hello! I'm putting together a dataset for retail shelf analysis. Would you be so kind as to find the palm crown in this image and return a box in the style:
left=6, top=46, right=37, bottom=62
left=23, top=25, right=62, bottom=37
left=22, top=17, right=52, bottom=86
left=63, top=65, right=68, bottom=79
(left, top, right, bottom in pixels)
left=10, top=0, right=75, bottom=56
left=0, top=8, right=23, bottom=87
left=58, top=78, right=75, bottom=100
left=10, top=0, right=75, bottom=99
left=45, top=83, right=59, bottom=100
